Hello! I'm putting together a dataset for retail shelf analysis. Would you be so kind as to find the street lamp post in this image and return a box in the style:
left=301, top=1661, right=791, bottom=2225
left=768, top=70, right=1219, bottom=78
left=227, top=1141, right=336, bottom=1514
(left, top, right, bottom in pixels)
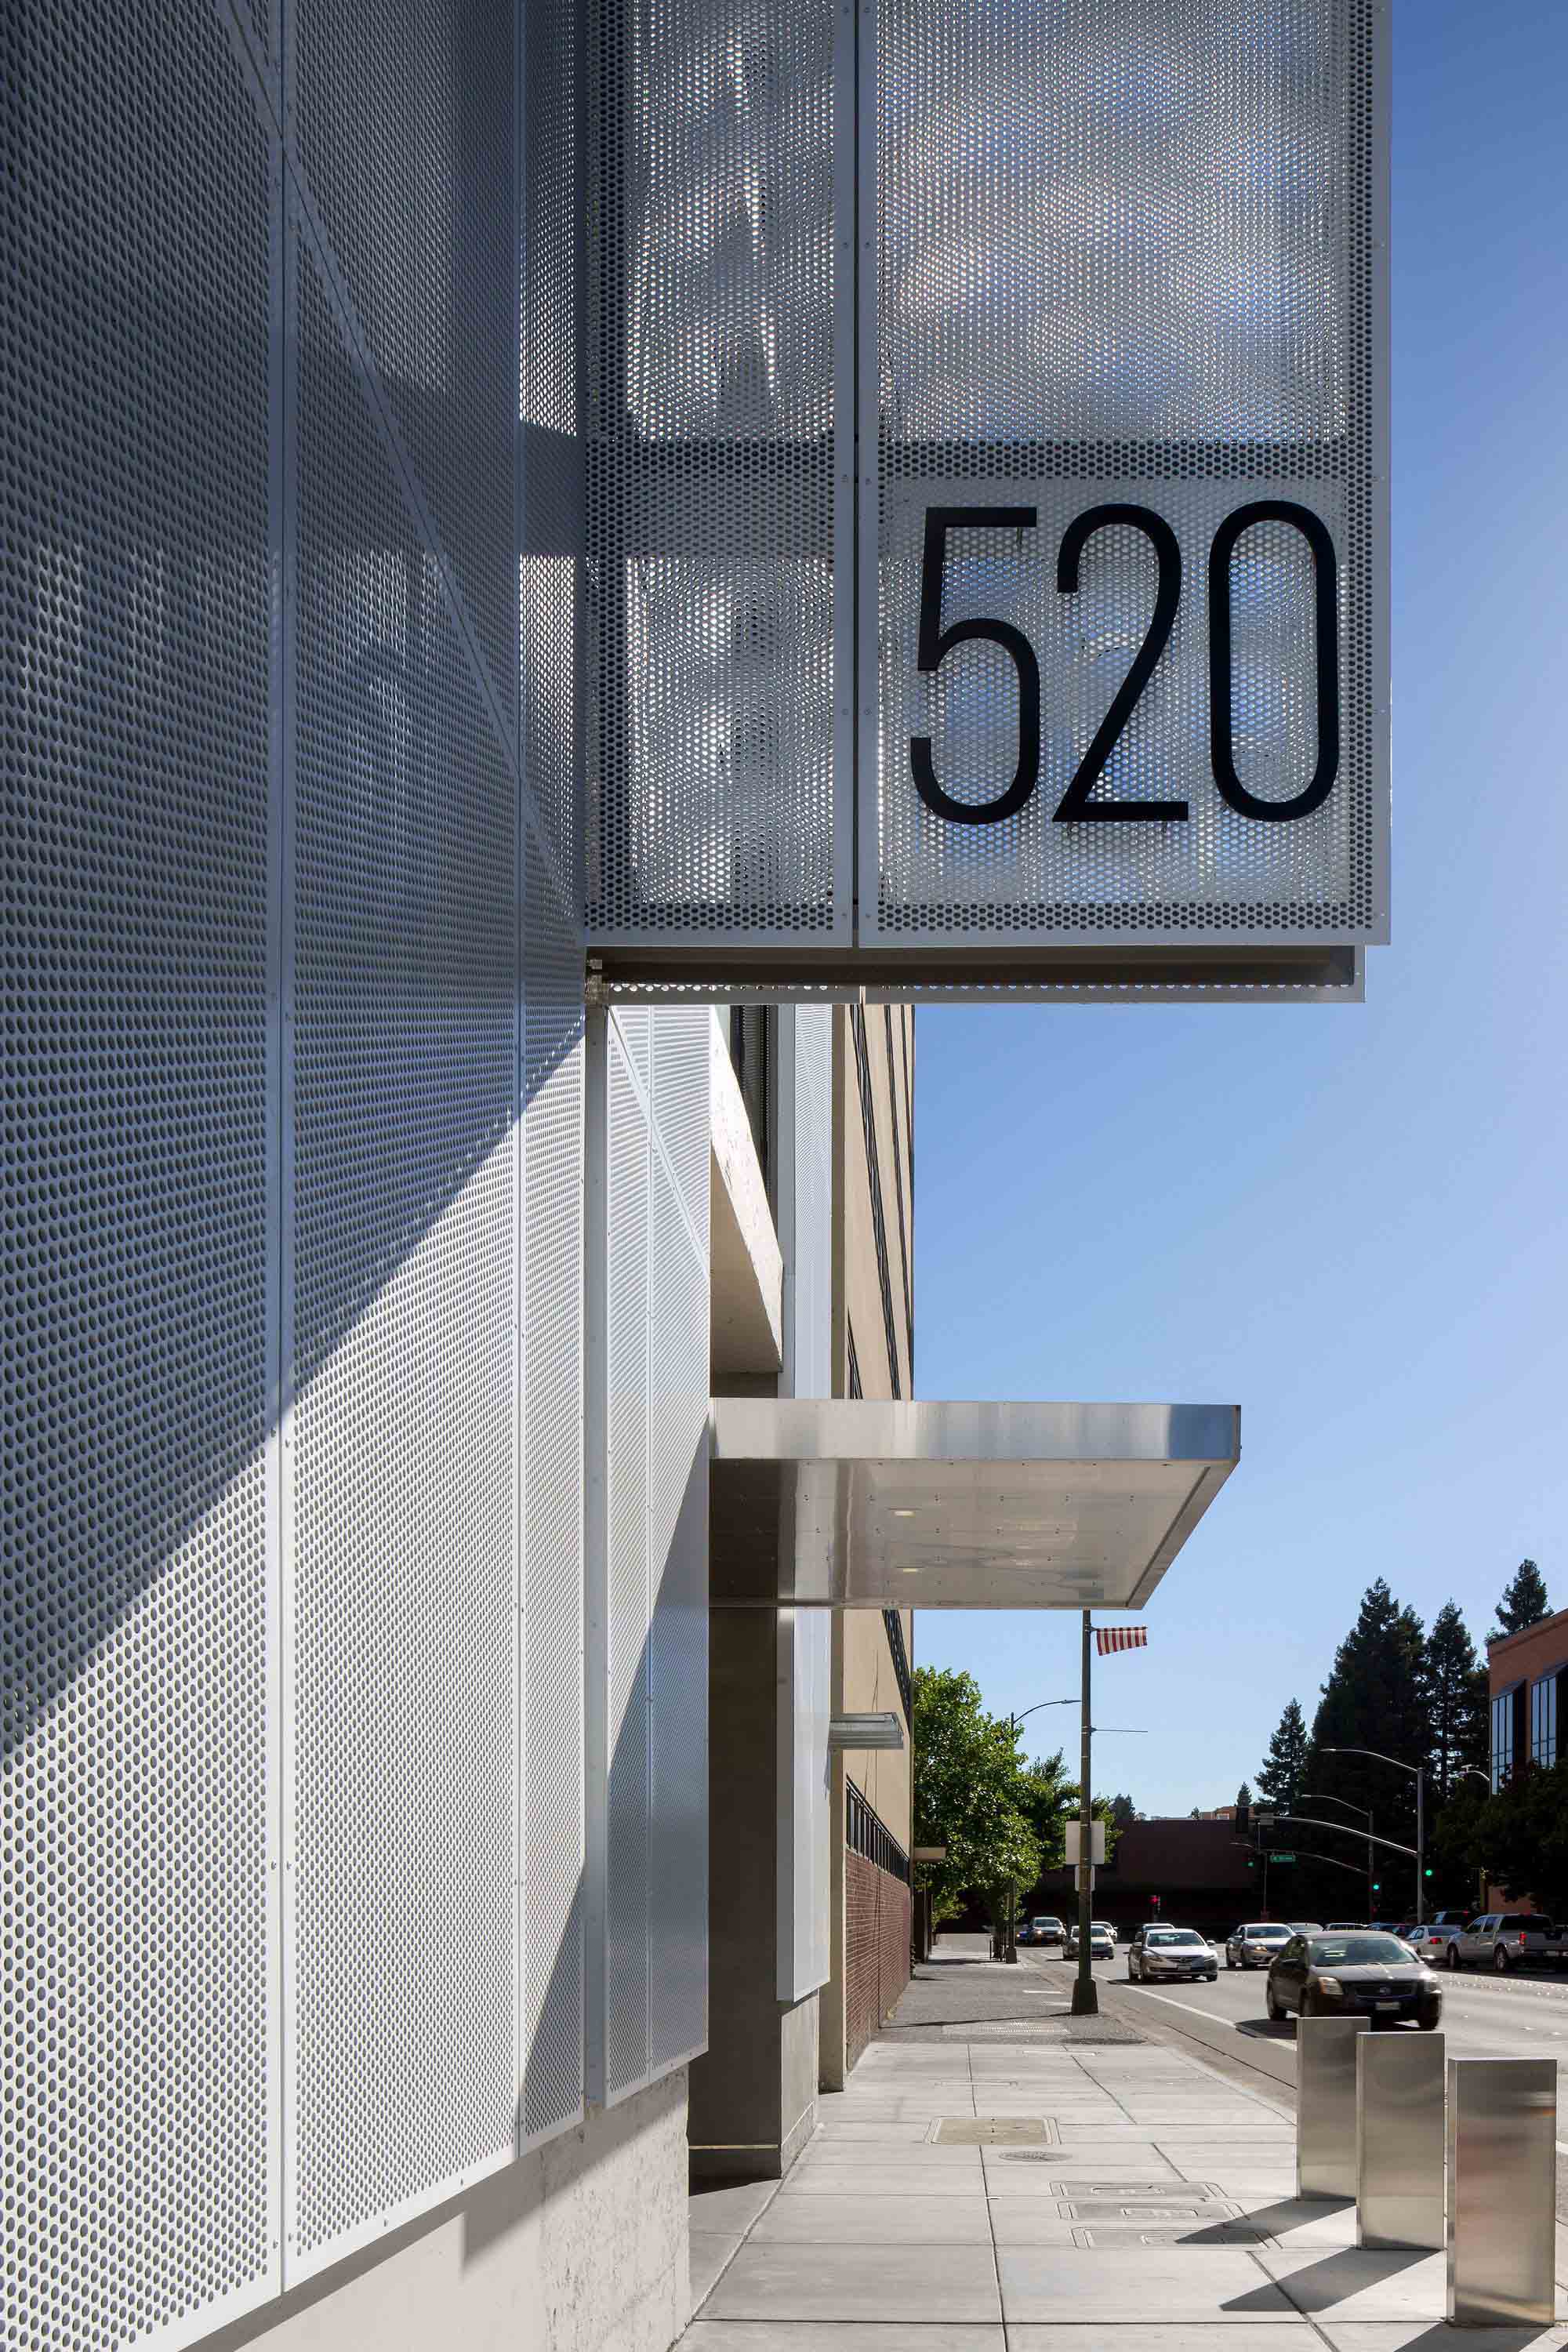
left=1298, top=1790, right=1374, bottom=1918
left=1321, top=1747, right=1426, bottom=1924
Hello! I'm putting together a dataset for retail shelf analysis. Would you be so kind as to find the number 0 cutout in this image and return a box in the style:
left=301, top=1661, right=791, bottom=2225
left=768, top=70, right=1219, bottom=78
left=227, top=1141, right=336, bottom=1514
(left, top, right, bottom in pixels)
left=1208, top=500, right=1340, bottom=822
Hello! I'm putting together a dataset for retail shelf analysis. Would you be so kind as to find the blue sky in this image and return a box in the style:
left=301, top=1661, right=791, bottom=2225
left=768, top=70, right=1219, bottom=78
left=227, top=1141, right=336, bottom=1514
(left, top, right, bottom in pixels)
left=911, top=0, right=1568, bottom=1817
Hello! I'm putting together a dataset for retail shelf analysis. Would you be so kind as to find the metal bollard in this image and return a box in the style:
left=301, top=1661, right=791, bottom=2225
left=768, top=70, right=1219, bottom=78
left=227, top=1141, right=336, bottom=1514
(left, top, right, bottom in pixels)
left=1356, top=2031, right=1444, bottom=2249
left=1297, top=2015, right=1368, bottom=2198
left=1447, top=2057, right=1557, bottom=2328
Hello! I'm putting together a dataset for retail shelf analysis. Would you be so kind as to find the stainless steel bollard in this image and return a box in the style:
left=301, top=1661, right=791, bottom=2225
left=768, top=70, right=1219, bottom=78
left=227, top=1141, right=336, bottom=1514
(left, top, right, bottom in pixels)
left=1297, top=2015, right=1368, bottom=2198
left=1447, top=2057, right=1557, bottom=2328
left=1356, top=2031, right=1445, bottom=2249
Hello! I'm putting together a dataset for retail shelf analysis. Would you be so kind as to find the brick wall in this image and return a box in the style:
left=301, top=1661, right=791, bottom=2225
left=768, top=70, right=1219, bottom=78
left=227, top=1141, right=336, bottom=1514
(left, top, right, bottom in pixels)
left=845, top=1848, right=912, bottom=2071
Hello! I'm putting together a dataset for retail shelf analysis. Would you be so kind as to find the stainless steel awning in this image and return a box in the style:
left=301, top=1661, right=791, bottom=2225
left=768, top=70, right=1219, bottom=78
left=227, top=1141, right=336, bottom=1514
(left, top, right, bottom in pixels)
left=710, top=1399, right=1240, bottom=1609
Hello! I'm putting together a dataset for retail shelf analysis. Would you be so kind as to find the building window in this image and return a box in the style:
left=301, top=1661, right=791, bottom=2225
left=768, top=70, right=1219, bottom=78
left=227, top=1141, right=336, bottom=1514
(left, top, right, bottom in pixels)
left=727, top=1006, right=769, bottom=1183
left=1492, top=1688, right=1515, bottom=1791
left=1530, top=1672, right=1559, bottom=1769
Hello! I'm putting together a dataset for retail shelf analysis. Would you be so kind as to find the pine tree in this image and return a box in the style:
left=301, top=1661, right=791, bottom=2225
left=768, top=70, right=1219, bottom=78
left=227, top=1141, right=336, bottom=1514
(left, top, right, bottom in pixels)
left=1306, top=1580, right=1429, bottom=1852
left=1236, top=1780, right=1252, bottom=1811
left=1425, top=1600, right=1488, bottom=1802
left=1492, top=1559, right=1550, bottom=1640
left=1255, top=1699, right=1309, bottom=1812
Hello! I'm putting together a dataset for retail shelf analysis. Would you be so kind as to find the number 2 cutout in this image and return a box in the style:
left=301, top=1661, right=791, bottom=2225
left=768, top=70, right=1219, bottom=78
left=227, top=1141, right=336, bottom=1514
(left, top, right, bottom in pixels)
left=1053, top=503, right=1184, bottom=823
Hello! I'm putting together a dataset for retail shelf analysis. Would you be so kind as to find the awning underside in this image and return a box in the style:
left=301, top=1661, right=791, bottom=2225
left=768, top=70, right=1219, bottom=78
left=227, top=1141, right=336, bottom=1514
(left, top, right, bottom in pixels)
left=709, top=1398, right=1240, bottom=1609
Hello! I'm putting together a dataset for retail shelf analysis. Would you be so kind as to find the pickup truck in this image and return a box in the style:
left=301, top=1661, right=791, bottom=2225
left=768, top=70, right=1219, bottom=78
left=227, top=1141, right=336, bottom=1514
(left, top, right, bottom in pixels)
left=1443, top=1911, right=1566, bottom=1973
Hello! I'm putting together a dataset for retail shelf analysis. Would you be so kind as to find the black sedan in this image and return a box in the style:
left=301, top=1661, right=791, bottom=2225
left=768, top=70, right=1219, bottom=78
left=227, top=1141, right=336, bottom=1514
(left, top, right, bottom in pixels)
left=1265, top=1930, right=1443, bottom=2030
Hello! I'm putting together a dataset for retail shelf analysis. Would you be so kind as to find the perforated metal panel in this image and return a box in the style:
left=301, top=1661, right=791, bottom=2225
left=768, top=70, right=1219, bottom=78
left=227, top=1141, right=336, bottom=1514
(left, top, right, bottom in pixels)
left=647, top=1138, right=710, bottom=2069
left=521, top=835, right=587, bottom=2145
left=521, top=0, right=584, bottom=898
left=1, top=7, right=278, bottom=2347
left=604, top=1025, right=652, bottom=2096
left=288, top=232, right=518, bottom=2274
left=652, top=1007, right=713, bottom=1252
left=592, top=1010, right=710, bottom=2100
left=292, top=0, right=517, bottom=742
left=866, top=0, right=1385, bottom=952
left=583, top=0, right=850, bottom=947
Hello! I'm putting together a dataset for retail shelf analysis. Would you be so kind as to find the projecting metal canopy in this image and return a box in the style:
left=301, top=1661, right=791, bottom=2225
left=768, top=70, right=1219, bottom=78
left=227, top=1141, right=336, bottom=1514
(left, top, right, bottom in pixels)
left=709, top=1399, right=1240, bottom=1610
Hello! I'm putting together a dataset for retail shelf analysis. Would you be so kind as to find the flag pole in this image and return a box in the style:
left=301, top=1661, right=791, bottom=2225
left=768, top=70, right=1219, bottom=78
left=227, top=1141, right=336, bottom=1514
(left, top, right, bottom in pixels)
left=1072, top=1608, right=1098, bottom=2016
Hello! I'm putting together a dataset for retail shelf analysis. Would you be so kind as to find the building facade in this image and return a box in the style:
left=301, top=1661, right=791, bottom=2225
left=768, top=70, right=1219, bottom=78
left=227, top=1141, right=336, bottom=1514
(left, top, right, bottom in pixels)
left=1488, top=1606, right=1568, bottom=1793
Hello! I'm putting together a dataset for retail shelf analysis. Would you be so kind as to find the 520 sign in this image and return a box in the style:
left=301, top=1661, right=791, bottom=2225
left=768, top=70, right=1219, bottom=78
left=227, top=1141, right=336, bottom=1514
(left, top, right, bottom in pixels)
left=908, top=499, right=1340, bottom=828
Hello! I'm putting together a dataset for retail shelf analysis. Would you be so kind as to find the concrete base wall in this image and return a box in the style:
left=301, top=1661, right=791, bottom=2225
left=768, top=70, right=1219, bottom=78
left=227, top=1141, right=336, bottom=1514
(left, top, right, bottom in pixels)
left=199, top=2074, right=691, bottom=2352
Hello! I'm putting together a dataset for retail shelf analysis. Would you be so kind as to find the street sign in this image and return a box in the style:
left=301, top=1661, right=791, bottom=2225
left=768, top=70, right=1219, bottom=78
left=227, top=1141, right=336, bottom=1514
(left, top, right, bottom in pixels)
left=1065, top=1820, right=1107, bottom=1867
left=1270, top=1853, right=1297, bottom=1864
left=912, top=1846, right=947, bottom=1863
left=568, top=0, right=1388, bottom=996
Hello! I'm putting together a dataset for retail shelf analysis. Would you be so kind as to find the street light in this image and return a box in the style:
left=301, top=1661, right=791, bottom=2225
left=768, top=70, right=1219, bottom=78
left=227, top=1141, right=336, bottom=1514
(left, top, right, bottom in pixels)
left=1004, top=1698, right=1077, bottom=1963
left=1321, top=1747, right=1426, bottom=1925
left=1298, top=1789, right=1374, bottom=1918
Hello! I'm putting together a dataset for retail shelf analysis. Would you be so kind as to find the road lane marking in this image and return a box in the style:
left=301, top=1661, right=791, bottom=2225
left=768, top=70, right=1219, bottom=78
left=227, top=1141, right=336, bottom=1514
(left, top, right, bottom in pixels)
left=1123, top=1987, right=1241, bottom=2028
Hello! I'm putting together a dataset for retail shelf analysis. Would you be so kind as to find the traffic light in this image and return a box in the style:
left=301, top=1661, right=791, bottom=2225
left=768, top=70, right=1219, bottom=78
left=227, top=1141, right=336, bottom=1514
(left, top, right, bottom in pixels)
left=1371, top=1880, right=1381, bottom=1893
left=1424, top=1866, right=1433, bottom=1878
left=1151, top=1894, right=1161, bottom=1913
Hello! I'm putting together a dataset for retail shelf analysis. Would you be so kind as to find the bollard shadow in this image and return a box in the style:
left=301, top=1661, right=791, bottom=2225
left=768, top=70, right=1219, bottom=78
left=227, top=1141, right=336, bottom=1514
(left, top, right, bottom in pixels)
left=1229, top=2242, right=1432, bottom=2316
left=1236, top=2018, right=1297, bottom=2042
left=1180, top=2194, right=1352, bottom=2246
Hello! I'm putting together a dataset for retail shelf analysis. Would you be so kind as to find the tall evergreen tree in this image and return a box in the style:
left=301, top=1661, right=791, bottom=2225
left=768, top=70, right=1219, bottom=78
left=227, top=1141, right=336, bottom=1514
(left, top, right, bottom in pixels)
left=1425, top=1600, right=1488, bottom=1802
left=1306, top=1581, right=1429, bottom=1857
left=1236, top=1780, right=1252, bottom=1811
left=1491, top=1559, right=1550, bottom=1639
left=1255, top=1699, right=1309, bottom=1812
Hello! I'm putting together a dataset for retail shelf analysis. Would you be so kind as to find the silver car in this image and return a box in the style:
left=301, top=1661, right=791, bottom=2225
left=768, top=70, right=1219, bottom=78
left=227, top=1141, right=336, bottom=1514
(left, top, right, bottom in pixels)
left=1127, top=1925, right=1217, bottom=1982
left=1064, top=1919, right=1116, bottom=1960
left=1225, top=1921, right=1292, bottom=1970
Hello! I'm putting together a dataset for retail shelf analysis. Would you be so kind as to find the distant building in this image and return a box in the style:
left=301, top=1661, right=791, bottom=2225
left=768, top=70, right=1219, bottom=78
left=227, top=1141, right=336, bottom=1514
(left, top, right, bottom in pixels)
left=1487, top=1605, right=1568, bottom=1790
left=1485, top=1605, right=1568, bottom=1911
left=1034, top=1816, right=1256, bottom=1940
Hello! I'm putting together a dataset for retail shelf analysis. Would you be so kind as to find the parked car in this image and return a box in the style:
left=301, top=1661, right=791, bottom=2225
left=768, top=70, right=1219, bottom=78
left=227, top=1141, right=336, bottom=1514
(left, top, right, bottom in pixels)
left=1265, top=1929, right=1442, bottom=2028
left=1325, top=1920, right=1367, bottom=1932
left=1022, top=1914, right=1064, bottom=1951
left=1064, top=1920, right=1116, bottom=1960
left=1398, top=1923, right=1450, bottom=1965
left=1127, top=1924, right=1218, bottom=1982
left=1225, top=1922, right=1292, bottom=1970
left=1446, top=1913, right=1564, bottom=1973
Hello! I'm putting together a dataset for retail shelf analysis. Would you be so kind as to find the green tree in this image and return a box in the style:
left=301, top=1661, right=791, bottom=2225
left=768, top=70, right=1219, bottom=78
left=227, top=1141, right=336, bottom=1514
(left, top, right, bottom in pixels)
left=1255, top=1699, right=1309, bottom=1813
left=911, top=1667, right=1041, bottom=1926
left=1468, top=1761, right=1568, bottom=1916
left=1106, top=1792, right=1138, bottom=1831
left=1424, top=1599, right=1488, bottom=1803
left=1302, top=1582, right=1428, bottom=1917
left=1236, top=1780, right=1252, bottom=1811
left=1491, top=1559, right=1550, bottom=1640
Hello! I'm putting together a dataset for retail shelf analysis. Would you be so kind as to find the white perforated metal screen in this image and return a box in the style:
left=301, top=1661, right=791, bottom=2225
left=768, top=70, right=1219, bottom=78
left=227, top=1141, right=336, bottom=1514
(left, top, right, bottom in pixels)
left=6, top=1, right=606, bottom=2341
left=521, top=840, right=588, bottom=2148
left=591, top=1011, right=710, bottom=2105
left=582, top=0, right=853, bottom=951
left=864, top=0, right=1387, bottom=958
left=579, top=0, right=1386, bottom=993
left=287, top=226, right=519, bottom=2275
left=2, top=9, right=279, bottom=2348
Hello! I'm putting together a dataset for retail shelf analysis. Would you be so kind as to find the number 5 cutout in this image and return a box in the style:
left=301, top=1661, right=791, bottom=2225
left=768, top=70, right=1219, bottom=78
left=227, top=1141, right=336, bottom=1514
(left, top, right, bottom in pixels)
left=909, top=506, right=1040, bottom=825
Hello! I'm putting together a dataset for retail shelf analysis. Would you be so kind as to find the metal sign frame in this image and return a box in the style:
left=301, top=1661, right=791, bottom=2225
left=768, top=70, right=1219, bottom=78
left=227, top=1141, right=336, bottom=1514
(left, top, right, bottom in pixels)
left=586, top=0, right=1388, bottom=1002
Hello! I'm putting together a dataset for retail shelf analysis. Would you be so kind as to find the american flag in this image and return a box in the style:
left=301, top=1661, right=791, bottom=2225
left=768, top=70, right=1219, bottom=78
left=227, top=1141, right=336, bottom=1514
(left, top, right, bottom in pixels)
left=1095, top=1625, right=1147, bottom=1656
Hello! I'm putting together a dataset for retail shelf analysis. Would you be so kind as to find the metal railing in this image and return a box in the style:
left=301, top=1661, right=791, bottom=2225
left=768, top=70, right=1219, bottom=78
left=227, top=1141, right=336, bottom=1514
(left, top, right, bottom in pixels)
left=848, top=1780, right=910, bottom=1885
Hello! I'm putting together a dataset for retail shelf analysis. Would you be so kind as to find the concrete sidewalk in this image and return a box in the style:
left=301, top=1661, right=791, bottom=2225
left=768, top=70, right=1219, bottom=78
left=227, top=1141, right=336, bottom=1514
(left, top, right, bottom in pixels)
left=682, top=1936, right=1568, bottom=2349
